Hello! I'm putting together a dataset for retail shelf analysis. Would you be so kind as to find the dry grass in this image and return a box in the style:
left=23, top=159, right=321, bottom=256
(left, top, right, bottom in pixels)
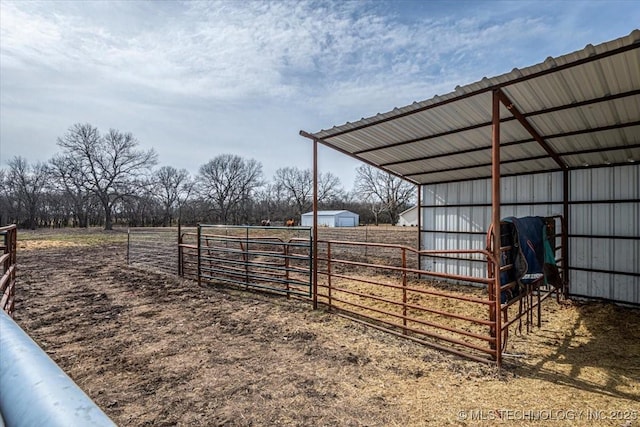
left=11, top=228, right=640, bottom=426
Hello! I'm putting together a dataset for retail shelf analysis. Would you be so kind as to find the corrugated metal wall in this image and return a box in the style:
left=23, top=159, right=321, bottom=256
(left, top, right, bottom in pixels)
left=420, top=164, right=639, bottom=304
left=569, top=165, right=639, bottom=303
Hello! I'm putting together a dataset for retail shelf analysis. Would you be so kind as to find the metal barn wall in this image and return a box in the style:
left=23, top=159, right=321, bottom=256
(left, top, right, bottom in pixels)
left=421, top=171, right=565, bottom=281
left=569, top=164, right=639, bottom=304
left=301, top=211, right=359, bottom=227
left=420, top=165, right=640, bottom=305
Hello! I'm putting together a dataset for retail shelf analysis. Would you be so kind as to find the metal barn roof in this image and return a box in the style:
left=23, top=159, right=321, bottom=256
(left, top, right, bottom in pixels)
left=301, top=210, right=356, bottom=216
left=301, top=30, right=640, bottom=185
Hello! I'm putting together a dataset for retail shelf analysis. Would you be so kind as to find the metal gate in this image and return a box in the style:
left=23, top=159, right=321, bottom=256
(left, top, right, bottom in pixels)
left=179, top=224, right=313, bottom=297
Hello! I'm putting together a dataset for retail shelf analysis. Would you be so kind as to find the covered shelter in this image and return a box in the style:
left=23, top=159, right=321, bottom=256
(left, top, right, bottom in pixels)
left=301, top=30, right=639, bottom=356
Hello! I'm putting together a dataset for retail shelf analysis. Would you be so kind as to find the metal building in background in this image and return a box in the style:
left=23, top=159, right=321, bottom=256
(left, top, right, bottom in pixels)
left=300, top=210, right=359, bottom=227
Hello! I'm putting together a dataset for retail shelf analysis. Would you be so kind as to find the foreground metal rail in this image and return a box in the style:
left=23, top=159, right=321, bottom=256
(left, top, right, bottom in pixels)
left=0, top=224, right=17, bottom=316
left=0, top=311, right=116, bottom=427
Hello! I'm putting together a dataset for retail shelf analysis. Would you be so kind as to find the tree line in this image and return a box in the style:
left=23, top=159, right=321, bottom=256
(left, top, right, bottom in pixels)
left=1, top=123, right=416, bottom=230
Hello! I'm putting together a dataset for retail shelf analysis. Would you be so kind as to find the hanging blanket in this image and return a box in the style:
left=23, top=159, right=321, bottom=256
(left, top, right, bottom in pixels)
left=500, top=216, right=562, bottom=303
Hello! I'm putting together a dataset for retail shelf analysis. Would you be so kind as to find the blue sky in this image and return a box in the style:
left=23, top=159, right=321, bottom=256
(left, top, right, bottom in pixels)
left=1, top=0, right=638, bottom=190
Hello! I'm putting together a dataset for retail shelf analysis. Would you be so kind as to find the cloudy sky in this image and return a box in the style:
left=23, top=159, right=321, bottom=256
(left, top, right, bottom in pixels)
left=1, top=0, right=638, bottom=190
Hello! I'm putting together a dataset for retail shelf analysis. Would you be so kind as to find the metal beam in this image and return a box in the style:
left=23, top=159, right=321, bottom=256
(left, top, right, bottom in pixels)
left=491, top=89, right=502, bottom=367
left=496, top=89, right=567, bottom=169
left=383, top=122, right=640, bottom=171
left=299, top=130, right=420, bottom=185
left=312, top=137, right=319, bottom=309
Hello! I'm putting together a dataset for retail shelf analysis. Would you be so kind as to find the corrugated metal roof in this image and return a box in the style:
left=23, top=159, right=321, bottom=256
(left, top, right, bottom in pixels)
left=302, top=30, right=640, bottom=185
left=301, top=210, right=355, bottom=216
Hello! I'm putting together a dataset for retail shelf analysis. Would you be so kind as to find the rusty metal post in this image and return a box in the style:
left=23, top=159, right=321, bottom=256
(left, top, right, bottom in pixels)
left=126, top=228, right=130, bottom=265
left=313, top=138, right=319, bottom=309
left=402, top=247, right=407, bottom=334
left=177, top=220, right=182, bottom=277
left=417, top=184, right=422, bottom=278
left=562, top=169, right=570, bottom=299
left=245, top=227, right=249, bottom=289
left=491, top=89, right=503, bottom=366
left=197, top=224, right=202, bottom=287
left=327, top=242, right=332, bottom=310
left=284, top=245, right=290, bottom=298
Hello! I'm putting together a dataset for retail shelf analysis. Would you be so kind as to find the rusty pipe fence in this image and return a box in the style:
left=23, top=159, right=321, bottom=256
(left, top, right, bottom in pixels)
left=1, top=224, right=17, bottom=317
left=314, top=239, right=500, bottom=364
left=179, top=225, right=313, bottom=297
left=176, top=221, right=565, bottom=365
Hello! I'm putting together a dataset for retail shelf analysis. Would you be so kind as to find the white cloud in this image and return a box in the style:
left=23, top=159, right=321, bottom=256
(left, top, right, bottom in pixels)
left=1, top=0, right=551, bottom=103
left=1, top=0, right=638, bottom=188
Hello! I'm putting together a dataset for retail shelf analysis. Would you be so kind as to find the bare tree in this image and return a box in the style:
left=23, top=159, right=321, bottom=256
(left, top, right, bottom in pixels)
left=153, top=166, right=193, bottom=226
left=354, top=164, right=415, bottom=225
left=49, top=153, right=94, bottom=227
left=254, top=182, right=283, bottom=224
left=57, top=123, right=158, bottom=230
left=273, top=167, right=344, bottom=216
left=318, top=171, right=344, bottom=207
left=0, top=169, right=9, bottom=225
left=6, top=156, right=50, bottom=229
left=197, top=154, right=263, bottom=224
left=368, top=201, right=387, bottom=226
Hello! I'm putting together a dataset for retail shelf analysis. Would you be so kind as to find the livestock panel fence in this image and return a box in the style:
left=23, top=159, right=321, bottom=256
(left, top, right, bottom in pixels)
left=126, top=227, right=180, bottom=275
left=164, top=218, right=566, bottom=366
left=179, top=224, right=313, bottom=297
left=0, top=224, right=17, bottom=316
left=314, top=239, right=500, bottom=363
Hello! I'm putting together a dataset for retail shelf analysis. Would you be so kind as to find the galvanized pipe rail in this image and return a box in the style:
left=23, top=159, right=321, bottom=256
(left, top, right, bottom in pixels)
left=0, top=311, right=115, bottom=427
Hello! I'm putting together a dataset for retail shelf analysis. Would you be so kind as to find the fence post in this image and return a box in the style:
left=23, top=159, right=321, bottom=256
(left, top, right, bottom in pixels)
left=327, top=242, right=332, bottom=311
left=402, top=247, right=407, bottom=334
left=126, top=228, right=130, bottom=265
left=177, top=221, right=182, bottom=277
left=197, top=224, right=202, bottom=287
left=284, top=244, right=290, bottom=298
left=245, top=227, right=249, bottom=289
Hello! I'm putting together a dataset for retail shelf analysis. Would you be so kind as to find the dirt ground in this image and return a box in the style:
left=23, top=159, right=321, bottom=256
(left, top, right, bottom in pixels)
left=11, top=229, right=640, bottom=426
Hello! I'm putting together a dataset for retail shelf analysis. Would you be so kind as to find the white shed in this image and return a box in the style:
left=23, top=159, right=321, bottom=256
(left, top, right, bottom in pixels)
left=397, top=206, right=418, bottom=227
left=301, top=210, right=359, bottom=227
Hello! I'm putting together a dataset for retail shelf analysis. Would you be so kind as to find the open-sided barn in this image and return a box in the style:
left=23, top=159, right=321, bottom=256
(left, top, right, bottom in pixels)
left=302, top=30, right=640, bottom=306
